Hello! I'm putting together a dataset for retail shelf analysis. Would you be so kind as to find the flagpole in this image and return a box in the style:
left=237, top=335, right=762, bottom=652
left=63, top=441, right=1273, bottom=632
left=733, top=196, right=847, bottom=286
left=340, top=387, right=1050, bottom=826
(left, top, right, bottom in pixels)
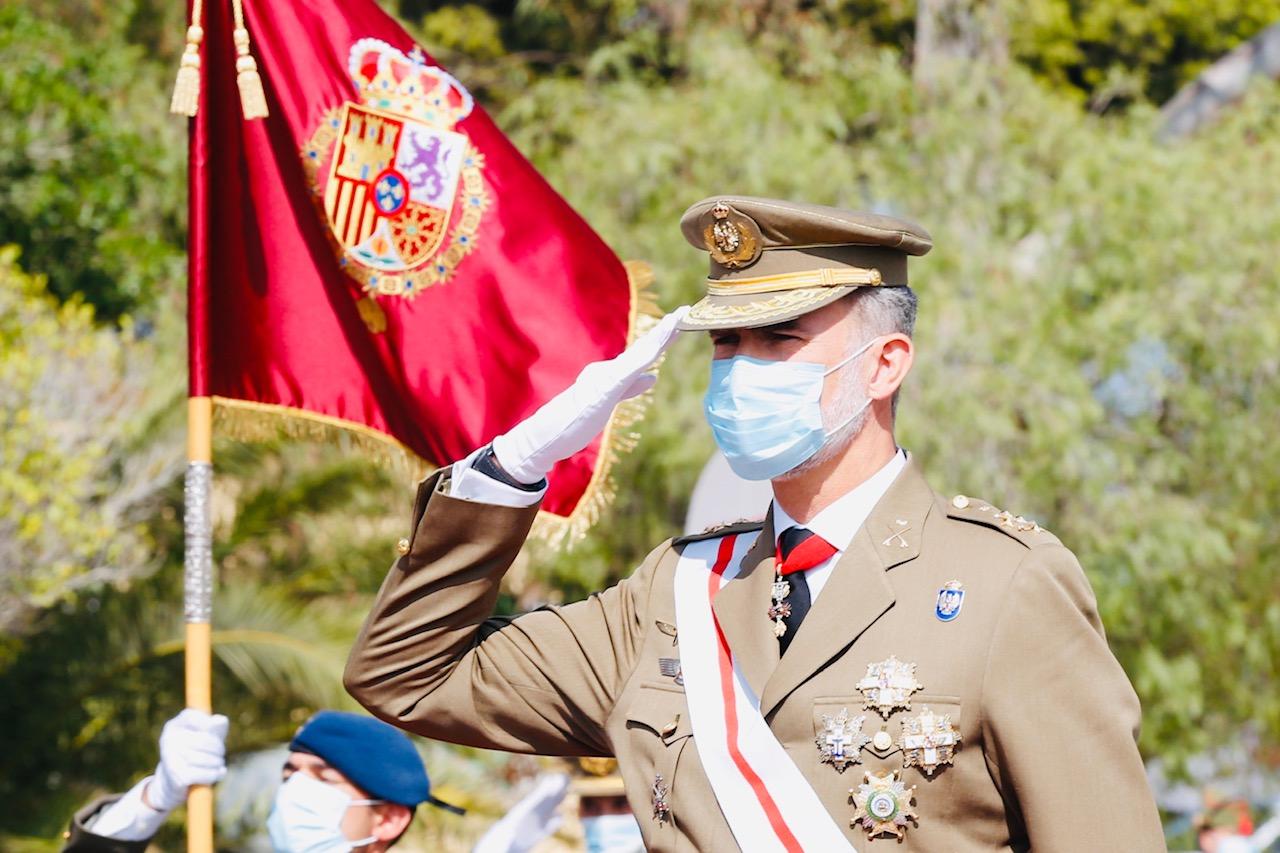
left=185, top=395, right=215, bottom=853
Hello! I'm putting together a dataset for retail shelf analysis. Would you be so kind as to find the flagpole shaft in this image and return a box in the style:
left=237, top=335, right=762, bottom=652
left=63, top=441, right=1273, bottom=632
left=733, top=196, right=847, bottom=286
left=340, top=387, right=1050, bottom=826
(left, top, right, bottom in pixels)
left=185, top=396, right=215, bottom=853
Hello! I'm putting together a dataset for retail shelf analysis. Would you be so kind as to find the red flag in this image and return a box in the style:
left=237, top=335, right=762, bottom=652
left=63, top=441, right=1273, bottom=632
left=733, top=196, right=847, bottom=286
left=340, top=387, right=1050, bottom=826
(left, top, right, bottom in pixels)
left=189, top=0, right=654, bottom=538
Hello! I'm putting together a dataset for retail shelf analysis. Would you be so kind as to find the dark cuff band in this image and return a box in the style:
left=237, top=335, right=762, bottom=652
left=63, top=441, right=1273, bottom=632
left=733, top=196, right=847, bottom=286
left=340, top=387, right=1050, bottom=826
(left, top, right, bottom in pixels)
left=471, top=445, right=546, bottom=492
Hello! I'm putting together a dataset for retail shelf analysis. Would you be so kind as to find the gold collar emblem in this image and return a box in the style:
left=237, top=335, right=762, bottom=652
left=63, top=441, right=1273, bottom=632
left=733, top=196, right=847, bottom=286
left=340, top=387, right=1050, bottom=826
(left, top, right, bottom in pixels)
left=850, top=770, right=917, bottom=840
left=900, top=706, right=962, bottom=776
left=856, top=655, right=923, bottom=718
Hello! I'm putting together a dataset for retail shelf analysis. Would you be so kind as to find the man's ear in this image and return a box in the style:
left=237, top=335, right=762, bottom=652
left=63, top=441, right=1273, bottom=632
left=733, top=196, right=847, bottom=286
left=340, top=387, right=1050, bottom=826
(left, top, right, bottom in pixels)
left=371, top=803, right=413, bottom=844
left=866, top=334, right=913, bottom=402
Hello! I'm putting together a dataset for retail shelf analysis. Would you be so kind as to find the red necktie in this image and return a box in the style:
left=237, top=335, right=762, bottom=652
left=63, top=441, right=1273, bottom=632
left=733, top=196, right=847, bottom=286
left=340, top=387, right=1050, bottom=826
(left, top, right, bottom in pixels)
left=775, top=527, right=837, bottom=655
left=776, top=527, right=838, bottom=575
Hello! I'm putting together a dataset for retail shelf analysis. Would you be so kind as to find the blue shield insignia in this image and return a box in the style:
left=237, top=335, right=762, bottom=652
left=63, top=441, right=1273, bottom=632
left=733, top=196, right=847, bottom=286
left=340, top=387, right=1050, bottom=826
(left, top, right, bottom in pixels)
left=935, top=581, right=965, bottom=622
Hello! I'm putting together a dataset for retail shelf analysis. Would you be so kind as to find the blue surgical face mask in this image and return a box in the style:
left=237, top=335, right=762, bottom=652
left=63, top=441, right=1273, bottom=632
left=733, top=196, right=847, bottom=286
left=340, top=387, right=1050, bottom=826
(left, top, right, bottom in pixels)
left=267, top=772, right=381, bottom=853
left=704, top=337, right=878, bottom=481
left=582, top=813, right=645, bottom=853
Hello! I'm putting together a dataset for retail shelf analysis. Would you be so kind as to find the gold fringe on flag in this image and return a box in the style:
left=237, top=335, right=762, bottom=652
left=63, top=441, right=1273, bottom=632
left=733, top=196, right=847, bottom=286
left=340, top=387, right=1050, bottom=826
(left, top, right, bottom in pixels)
left=231, top=0, right=269, bottom=120
left=169, top=0, right=204, bottom=117
left=212, top=261, right=662, bottom=548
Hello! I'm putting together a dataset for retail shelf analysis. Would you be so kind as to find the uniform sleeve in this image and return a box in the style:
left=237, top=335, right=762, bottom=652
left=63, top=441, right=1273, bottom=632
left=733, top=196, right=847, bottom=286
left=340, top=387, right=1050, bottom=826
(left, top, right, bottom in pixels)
left=980, top=543, right=1166, bottom=852
left=61, top=790, right=155, bottom=853
left=344, top=468, right=660, bottom=756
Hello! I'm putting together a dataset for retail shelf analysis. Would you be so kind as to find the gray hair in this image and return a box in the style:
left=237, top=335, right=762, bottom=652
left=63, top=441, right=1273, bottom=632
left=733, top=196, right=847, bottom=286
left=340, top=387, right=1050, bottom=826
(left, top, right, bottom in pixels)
left=848, top=286, right=917, bottom=418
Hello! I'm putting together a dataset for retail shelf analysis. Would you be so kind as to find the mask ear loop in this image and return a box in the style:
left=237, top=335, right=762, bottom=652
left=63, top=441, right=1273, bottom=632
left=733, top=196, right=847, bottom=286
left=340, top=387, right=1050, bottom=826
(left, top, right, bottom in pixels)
left=820, top=336, right=881, bottom=436
left=822, top=335, right=881, bottom=377
left=345, top=799, right=385, bottom=849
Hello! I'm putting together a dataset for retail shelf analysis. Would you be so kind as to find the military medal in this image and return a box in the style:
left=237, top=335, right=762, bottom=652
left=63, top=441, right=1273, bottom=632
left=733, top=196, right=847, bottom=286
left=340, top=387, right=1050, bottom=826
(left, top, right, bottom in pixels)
left=658, top=657, right=684, bottom=686
left=815, top=707, right=869, bottom=772
left=850, top=770, right=917, bottom=840
left=900, top=706, right=962, bottom=776
left=769, top=578, right=792, bottom=638
left=934, top=580, right=965, bottom=622
left=651, top=773, right=671, bottom=824
left=857, top=656, right=923, bottom=718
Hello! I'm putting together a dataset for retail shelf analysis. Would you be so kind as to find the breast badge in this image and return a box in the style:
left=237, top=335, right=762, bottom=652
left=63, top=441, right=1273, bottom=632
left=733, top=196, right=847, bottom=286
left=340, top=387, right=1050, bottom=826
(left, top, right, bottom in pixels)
left=934, top=580, right=965, bottom=622
left=815, top=708, right=869, bottom=772
left=900, top=707, right=961, bottom=776
left=651, top=773, right=671, bottom=825
left=850, top=770, right=917, bottom=840
left=658, top=657, right=684, bottom=686
left=857, top=656, right=923, bottom=718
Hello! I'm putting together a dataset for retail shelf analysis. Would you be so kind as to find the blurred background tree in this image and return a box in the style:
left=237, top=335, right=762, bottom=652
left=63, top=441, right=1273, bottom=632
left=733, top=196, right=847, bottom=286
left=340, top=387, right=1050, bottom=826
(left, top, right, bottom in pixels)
left=2, top=0, right=1280, bottom=849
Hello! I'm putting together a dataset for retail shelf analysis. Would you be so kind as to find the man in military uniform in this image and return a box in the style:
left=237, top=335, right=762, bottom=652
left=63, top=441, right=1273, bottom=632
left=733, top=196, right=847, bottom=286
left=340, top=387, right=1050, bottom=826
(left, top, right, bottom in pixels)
left=346, top=196, right=1166, bottom=850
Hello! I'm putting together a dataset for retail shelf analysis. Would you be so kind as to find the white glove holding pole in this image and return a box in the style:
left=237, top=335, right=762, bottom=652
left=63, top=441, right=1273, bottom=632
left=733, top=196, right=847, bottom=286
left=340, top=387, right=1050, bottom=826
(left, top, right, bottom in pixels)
left=144, top=708, right=229, bottom=811
left=492, top=306, right=690, bottom=485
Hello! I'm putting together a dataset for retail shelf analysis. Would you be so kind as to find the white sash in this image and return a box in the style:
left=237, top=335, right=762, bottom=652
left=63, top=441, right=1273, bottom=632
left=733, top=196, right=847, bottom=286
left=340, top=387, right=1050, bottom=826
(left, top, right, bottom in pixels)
left=674, top=534, right=857, bottom=853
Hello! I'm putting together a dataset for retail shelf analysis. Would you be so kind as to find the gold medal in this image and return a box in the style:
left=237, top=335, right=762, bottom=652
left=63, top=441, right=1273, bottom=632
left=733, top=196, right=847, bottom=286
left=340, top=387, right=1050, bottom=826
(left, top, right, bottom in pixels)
left=850, top=770, right=917, bottom=839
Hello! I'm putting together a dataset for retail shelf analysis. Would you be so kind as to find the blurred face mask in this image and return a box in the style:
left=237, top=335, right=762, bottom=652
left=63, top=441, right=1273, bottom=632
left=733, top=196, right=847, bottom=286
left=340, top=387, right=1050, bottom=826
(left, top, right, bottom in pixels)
left=582, top=814, right=645, bottom=853
left=267, top=772, right=382, bottom=853
left=704, top=336, right=877, bottom=481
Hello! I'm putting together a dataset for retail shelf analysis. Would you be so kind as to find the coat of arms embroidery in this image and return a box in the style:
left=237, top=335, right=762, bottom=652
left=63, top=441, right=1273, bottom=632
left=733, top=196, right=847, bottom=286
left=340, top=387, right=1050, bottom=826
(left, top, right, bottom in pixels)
left=301, top=39, right=488, bottom=297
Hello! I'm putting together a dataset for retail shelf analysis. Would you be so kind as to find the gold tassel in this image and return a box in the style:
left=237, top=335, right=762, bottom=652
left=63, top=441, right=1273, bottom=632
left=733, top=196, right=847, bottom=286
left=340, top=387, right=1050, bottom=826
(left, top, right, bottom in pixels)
left=233, top=29, right=269, bottom=119
left=231, top=0, right=268, bottom=120
left=169, top=15, right=204, bottom=117
left=356, top=295, right=387, bottom=334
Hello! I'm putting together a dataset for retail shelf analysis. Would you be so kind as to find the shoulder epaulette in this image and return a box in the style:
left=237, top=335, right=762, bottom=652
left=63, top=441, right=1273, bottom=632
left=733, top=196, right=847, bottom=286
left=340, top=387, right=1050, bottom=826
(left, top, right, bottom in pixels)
left=672, top=518, right=765, bottom=547
left=944, top=494, right=1059, bottom=548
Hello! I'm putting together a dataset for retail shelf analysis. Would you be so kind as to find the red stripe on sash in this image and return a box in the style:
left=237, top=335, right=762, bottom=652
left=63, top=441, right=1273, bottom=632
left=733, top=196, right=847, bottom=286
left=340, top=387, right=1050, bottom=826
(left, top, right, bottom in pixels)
left=709, top=535, right=803, bottom=852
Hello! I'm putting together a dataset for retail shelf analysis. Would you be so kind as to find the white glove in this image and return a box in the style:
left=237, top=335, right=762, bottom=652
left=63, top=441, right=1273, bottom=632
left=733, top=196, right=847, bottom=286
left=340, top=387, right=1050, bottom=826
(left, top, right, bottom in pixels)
left=492, top=306, right=690, bottom=485
left=472, top=773, right=570, bottom=853
left=143, top=708, right=229, bottom=811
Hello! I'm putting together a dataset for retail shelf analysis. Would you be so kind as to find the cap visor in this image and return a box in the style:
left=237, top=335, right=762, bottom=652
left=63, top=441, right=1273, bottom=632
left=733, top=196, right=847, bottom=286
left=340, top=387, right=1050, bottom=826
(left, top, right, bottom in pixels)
left=677, top=286, right=856, bottom=331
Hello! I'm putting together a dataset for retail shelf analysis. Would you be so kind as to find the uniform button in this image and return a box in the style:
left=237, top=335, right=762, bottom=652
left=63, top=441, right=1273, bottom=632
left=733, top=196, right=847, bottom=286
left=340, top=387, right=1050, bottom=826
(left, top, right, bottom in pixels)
left=396, top=537, right=411, bottom=555
left=951, top=494, right=970, bottom=509
left=873, top=730, right=894, bottom=751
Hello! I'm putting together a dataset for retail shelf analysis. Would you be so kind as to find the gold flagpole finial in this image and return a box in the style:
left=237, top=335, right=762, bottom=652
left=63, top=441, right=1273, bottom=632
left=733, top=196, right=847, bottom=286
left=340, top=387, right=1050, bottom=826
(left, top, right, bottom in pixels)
left=231, top=0, right=269, bottom=119
left=169, top=0, right=205, bottom=117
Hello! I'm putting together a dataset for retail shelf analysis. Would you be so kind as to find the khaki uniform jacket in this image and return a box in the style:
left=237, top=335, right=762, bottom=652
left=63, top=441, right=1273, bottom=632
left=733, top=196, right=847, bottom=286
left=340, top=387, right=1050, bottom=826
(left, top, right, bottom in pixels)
left=346, top=460, right=1166, bottom=851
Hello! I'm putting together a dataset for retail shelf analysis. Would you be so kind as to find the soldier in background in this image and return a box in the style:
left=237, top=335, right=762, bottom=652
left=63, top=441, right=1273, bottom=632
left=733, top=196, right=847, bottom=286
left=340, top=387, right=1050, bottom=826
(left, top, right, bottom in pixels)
left=63, top=709, right=462, bottom=852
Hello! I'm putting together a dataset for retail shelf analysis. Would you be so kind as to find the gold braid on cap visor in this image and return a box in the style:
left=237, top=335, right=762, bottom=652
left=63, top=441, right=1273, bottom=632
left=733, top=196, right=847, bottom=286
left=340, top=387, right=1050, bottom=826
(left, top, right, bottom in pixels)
left=705, top=266, right=883, bottom=295
left=684, top=288, right=842, bottom=327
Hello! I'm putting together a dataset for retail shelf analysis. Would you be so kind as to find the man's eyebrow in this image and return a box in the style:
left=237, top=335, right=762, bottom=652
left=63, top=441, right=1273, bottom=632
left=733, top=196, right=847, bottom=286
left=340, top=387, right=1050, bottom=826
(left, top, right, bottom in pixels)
left=764, top=320, right=801, bottom=332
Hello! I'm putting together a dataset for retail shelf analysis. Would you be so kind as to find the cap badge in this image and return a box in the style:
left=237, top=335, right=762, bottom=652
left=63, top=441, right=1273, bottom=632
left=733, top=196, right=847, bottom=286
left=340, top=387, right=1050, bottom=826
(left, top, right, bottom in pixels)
left=850, top=770, right=917, bottom=840
left=816, top=707, right=869, bottom=772
left=703, top=202, right=761, bottom=269
left=935, top=580, right=965, bottom=622
left=900, top=706, right=962, bottom=776
left=857, top=655, right=923, bottom=718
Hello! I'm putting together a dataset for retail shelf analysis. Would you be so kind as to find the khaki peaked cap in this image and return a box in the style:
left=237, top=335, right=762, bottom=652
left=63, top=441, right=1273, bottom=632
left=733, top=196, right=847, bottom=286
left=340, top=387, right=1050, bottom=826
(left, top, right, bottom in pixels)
left=677, top=195, right=932, bottom=331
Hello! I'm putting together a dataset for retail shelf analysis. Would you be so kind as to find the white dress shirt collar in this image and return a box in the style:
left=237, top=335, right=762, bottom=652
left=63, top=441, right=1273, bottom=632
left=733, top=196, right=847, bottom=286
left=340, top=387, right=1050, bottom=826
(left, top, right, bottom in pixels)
left=771, top=448, right=908, bottom=552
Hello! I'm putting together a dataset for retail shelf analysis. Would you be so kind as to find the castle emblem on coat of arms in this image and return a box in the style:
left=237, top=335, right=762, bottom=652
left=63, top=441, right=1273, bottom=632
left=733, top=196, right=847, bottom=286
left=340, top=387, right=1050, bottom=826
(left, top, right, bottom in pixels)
left=301, top=39, right=488, bottom=297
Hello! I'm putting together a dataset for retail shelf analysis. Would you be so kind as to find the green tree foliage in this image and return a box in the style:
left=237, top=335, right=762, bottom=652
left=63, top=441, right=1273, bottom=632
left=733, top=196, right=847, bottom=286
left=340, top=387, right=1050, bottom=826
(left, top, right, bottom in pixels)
left=0, top=248, right=176, bottom=638
left=0, top=4, right=185, bottom=321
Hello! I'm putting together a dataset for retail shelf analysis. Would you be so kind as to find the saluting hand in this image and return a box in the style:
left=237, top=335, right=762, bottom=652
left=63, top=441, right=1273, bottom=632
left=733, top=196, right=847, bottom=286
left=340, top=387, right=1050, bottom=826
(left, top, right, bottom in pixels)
left=491, top=305, right=690, bottom=485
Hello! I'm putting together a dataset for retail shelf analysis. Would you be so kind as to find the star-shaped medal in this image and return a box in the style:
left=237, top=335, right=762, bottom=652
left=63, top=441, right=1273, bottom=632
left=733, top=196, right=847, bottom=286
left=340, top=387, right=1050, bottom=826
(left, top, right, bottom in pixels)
left=856, top=655, right=923, bottom=718
left=850, top=770, right=917, bottom=840
left=815, top=707, right=869, bottom=772
left=900, top=706, right=961, bottom=776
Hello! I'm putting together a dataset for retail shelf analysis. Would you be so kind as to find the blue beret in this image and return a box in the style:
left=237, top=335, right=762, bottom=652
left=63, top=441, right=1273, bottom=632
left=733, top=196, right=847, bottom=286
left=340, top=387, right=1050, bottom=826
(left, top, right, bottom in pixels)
left=290, top=711, right=463, bottom=813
